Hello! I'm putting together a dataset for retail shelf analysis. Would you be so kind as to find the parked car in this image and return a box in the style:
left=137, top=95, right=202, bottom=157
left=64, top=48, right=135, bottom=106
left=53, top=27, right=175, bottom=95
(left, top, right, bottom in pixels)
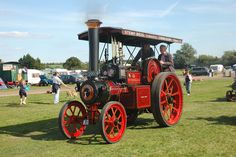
left=233, top=64, right=236, bottom=71
left=60, top=74, right=85, bottom=84
left=210, top=64, right=224, bottom=73
left=39, top=75, right=53, bottom=86
left=191, top=67, right=209, bottom=76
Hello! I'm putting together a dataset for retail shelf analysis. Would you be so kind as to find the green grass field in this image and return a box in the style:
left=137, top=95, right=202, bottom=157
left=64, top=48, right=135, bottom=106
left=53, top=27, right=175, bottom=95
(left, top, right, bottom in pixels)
left=0, top=78, right=235, bottom=157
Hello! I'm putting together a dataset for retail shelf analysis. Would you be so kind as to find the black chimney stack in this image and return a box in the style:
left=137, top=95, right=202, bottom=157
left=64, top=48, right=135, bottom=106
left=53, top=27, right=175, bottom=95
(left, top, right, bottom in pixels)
left=86, top=19, right=102, bottom=77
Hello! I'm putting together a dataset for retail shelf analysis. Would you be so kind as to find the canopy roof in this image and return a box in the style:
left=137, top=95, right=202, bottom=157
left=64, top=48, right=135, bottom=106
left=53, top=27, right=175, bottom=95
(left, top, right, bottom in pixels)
left=78, top=27, right=182, bottom=47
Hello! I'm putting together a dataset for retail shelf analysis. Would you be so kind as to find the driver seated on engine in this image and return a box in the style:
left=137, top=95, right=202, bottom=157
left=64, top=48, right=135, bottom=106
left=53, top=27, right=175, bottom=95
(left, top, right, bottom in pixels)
left=158, top=45, right=175, bottom=72
left=131, top=44, right=155, bottom=66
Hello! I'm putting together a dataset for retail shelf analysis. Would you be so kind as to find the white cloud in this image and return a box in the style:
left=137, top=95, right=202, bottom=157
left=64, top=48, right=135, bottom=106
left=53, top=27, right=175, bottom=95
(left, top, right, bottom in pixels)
left=0, top=31, right=29, bottom=38
left=86, top=1, right=179, bottom=21
left=159, top=1, right=179, bottom=18
left=0, top=31, right=52, bottom=39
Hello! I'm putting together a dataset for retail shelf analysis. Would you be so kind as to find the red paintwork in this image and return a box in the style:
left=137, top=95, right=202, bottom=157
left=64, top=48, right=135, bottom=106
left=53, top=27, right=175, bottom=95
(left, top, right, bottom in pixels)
left=87, top=103, right=100, bottom=124
left=159, top=74, right=183, bottom=125
left=136, top=86, right=151, bottom=108
left=143, top=59, right=161, bottom=83
left=107, top=81, right=129, bottom=96
left=120, top=85, right=151, bottom=109
left=101, top=102, right=127, bottom=143
left=126, top=71, right=141, bottom=85
left=59, top=58, right=183, bottom=143
left=7, top=82, right=14, bottom=85
left=60, top=101, right=87, bottom=138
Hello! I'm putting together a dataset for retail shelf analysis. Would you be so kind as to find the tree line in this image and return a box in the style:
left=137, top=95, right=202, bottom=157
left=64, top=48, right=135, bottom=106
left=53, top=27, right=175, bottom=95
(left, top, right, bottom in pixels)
left=1, top=43, right=235, bottom=70
left=173, top=43, right=236, bottom=69
left=13, top=54, right=88, bottom=70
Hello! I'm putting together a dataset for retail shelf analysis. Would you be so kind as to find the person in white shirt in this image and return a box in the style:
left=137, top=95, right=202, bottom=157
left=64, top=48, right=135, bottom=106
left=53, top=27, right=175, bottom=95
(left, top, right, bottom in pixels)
left=184, top=70, right=193, bottom=96
left=52, top=72, right=67, bottom=104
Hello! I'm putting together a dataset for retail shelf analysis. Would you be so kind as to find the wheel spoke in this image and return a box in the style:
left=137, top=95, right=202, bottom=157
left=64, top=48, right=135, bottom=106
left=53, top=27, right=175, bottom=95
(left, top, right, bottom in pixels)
left=77, top=109, right=81, bottom=116
left=164, top=80, right=168, bottom=92
left=117, top=113, right=122, bottom=120
left=106, top=112, right=112, bottom=120
left=167, top=79, right=174, bottom=90
left=116, top=125, right=120, bottom=132
left=166, top=109, right=171, bottom=120
left=114, top=108, right=118, bottom=115
left=65, top=111, right=70, bottom=117
left=161, top=90, right=166, bottom=97
left=173, top=100, right=177, bottom=104
left=162, top=105, right=169, bottom=116
left=68, top=107, right=73, bottom=115
left=172, top=106, right=178, bottom=112
left=171, top=91, right=179, bottom=96
left=160, top=99, right=167, bottom=105
left=109, top=127, right=114, bottom=135
left=105, top=119, right=113, bottom=124
left=73, top=106, right=77, bottom=114
left=169, top=85, right=174, bottom=94
left=105, top=124, right=109, bottom=131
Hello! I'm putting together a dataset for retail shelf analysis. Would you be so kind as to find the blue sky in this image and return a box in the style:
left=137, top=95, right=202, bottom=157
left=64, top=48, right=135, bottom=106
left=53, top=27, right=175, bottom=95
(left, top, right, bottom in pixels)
left=0, top=0, right=236, bottom=62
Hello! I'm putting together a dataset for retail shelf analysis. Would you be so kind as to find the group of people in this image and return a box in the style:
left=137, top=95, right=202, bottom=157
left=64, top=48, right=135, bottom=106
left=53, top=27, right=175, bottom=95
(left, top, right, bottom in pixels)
left=131, top=44, right=175, bottom=72
left=132, top=44, right=192, bottom=95
left=18, top=44, right=192, bottom=105
left=18, top=72, right=68, bottom=105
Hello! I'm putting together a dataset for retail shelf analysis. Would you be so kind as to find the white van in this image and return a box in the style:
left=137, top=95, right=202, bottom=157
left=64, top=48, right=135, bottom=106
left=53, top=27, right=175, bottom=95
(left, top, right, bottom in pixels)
left=210, top=64, right=224, bottom=73
left=27, top=69, right=43, bottom=85
left=52, top=68, right=69, bottom=75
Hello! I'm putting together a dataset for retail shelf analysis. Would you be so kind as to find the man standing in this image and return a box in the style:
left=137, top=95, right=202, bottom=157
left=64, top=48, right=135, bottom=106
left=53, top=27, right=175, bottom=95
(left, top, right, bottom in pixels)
left=158, top=45, right=175, bottom=72
left=131, top=44, right=155, bottom=66
left=52, top=72, right=67, bottom=104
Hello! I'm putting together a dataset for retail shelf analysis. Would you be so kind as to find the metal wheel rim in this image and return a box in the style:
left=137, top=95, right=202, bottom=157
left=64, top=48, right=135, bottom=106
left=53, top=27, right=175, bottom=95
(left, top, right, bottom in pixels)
left=61, top=101, right=86, bottom=138
left=102, top=103, right=127, bottom=143
left=159, top=74, right=183, bottom=125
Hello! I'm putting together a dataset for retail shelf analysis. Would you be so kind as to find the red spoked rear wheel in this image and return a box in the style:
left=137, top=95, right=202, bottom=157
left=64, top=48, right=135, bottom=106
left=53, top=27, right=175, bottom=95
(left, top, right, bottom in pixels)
left=151, top=72, right=183, bottom=127
left=99, top=101, right=127, bottom=144
left=143, top=58, right=161, bottom=84
left=59, top=101, right=87, bottom=139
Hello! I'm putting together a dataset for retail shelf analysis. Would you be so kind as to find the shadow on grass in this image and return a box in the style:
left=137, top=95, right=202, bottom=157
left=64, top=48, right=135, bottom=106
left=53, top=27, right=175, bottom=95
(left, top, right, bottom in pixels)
left=0, top=118, right=64, bottom=141
left=192, top=116, right=236, bottom=126
left=28, top=101, right=52, bottom=105
left=210, top=97, right=227, bottom=102
left=127, top=117, right=162, bottom=130
left=5, top=103, right=22, bottom=107
left=67, top=125, right=107, bottom=145
left=0, top=116, right=163, bottom=145
left=0, top=118, right=105, bottom=145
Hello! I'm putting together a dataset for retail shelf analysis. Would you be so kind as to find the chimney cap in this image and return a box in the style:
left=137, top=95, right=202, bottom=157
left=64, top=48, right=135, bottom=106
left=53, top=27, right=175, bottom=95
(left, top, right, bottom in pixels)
left=86, top=19, right=102, bottom=29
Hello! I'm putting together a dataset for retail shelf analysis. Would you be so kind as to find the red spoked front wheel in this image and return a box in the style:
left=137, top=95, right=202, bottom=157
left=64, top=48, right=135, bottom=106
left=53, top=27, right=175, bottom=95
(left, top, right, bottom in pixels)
left=99, top=101, right=127, bottom=144
left=58, top=101, right=87, bottom=139
left=151, top=72, right=183, bottom=127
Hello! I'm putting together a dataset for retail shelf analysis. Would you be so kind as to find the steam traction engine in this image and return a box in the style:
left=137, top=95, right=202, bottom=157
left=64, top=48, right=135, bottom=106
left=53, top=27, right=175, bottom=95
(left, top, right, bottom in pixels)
left=58, top=20, right=183, bottom=143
